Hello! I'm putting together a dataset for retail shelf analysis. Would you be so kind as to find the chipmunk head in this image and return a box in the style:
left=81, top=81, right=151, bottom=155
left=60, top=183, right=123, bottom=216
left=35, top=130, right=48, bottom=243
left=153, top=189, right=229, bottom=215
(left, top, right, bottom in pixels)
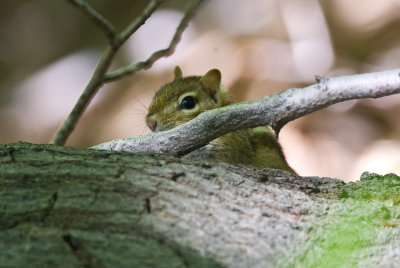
left=145, top=66, right=231, bottom=132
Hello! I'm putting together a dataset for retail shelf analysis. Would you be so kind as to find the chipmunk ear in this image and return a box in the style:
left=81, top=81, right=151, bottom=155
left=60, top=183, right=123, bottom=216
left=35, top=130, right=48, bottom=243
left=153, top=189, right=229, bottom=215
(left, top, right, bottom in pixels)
left=173, top=66, right=183, bottom=80
left=200, top=69, right=221, bottom=97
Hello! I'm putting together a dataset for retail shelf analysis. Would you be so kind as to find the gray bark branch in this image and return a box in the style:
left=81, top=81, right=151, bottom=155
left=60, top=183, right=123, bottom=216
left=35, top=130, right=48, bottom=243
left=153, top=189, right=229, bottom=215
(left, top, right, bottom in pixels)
left=94, top=68, right=400, bottom=156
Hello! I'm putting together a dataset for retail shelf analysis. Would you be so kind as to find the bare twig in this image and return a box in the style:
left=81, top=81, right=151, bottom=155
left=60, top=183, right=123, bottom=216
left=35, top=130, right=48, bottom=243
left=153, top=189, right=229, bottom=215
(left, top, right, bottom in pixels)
left=50, top=46, right=116, bottom=146
left=93, top=69, right=400, bottom=156
left=65, top=0, right=117, bottom=45
left=117, top=0, right=164, bottom=45
left=50, top=0, right=202, bottom=146
left=104, top=0, right=203, bottom=82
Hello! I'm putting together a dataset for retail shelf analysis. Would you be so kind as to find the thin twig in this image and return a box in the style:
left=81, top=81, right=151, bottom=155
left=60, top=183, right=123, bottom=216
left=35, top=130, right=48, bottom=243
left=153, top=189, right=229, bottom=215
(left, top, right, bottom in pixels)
left=50, top=47, right=115, bottom=146
left=104, top=0, right=203, bottom=82
left=93, top=69, right=400, bottom=156
left=50, top=0, right=163, bottom=145
left=65, top=0, right=117, bottom=45
left=51, top=0, right=201, bottom=146
left=117, top=0, right=165, bottom=45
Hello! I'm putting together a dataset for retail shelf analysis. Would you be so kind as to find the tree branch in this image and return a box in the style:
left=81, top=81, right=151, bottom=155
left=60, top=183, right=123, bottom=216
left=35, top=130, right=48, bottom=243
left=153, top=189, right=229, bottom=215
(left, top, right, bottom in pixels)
left=104, top=0, right=203, bottom=82
left=117, top=0, right=164, bottom=46
left=50, top=0, right=202, bottom=146
left=64, top=0, right=117, bottom=45
left=93, top=68, right=400, bottom=155
left=49, top=47, right=116, bottom=146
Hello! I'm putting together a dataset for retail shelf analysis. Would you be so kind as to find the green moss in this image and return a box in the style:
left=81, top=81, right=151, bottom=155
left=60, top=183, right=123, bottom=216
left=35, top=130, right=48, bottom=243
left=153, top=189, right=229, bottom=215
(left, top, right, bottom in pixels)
left=340, top=172, right=400, bottom=201
left=294, top=202, right=378, bottom=267
left=291, top=172, right=400, bottom=267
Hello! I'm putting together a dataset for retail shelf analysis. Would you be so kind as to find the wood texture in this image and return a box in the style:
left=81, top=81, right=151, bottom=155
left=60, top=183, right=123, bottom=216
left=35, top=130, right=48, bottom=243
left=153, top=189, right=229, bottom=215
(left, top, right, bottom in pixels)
left=1, top=142, right=399, bottom=267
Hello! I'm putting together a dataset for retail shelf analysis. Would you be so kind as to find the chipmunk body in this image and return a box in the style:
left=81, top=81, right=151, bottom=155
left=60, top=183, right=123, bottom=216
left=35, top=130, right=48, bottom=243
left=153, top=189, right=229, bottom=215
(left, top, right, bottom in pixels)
left=145, top=67, right=295, bottom=173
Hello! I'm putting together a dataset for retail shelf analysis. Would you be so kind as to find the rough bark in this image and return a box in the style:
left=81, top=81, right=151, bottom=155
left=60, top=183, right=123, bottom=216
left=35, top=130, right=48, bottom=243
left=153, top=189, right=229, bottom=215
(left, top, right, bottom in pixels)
left=1, top=142, right=399, bottom=267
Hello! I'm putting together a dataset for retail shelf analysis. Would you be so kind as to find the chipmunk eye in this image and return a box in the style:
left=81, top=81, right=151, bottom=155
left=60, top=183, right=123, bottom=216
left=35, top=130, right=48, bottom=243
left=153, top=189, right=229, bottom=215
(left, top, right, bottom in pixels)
left=180, top=96, right=196, bottom=110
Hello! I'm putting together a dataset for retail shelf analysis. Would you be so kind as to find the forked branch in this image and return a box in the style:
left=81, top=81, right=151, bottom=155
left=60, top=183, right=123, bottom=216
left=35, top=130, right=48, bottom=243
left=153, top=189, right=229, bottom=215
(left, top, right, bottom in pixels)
left=50, top=0, right=203, bottom=146
left=104, top=0, right=202, bottom=82
left=65, top=0, right=117, bottom=45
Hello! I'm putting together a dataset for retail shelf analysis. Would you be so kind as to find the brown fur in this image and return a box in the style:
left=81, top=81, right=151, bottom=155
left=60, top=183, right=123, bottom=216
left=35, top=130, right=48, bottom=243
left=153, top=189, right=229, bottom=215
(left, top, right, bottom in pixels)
left=146, top=67, right=295, bottom=173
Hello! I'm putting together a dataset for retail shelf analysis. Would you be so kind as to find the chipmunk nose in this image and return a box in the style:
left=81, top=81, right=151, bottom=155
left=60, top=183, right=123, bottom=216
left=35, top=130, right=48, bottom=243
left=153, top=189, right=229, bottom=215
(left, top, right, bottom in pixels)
left=146, top=119, right=158, bottom=132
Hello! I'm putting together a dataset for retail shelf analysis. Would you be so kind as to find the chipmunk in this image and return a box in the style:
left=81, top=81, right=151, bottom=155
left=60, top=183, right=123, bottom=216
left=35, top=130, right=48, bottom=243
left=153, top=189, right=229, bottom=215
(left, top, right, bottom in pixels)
left=145, top=66, right=295, bottom=173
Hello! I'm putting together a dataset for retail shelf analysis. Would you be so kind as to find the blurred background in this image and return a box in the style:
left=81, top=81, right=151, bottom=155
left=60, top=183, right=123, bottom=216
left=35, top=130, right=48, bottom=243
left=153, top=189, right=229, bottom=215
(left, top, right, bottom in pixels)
left=1, top=0, right=400, bottom=181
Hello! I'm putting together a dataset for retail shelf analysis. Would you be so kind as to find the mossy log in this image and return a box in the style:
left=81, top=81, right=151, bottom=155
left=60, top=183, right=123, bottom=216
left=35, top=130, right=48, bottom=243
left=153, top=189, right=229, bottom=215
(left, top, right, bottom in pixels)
left=1, top=142, right=399, bottom=267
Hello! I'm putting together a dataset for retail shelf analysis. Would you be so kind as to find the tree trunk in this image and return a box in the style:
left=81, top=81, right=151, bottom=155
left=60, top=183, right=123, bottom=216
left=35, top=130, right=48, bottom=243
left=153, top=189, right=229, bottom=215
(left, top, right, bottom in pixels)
left=1, top=142, right=399, bottom=267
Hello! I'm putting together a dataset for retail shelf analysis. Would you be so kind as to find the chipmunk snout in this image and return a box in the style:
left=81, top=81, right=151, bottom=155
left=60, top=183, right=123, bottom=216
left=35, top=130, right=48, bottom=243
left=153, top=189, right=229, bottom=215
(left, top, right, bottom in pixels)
left=146, top=119, right=158, bottom=132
